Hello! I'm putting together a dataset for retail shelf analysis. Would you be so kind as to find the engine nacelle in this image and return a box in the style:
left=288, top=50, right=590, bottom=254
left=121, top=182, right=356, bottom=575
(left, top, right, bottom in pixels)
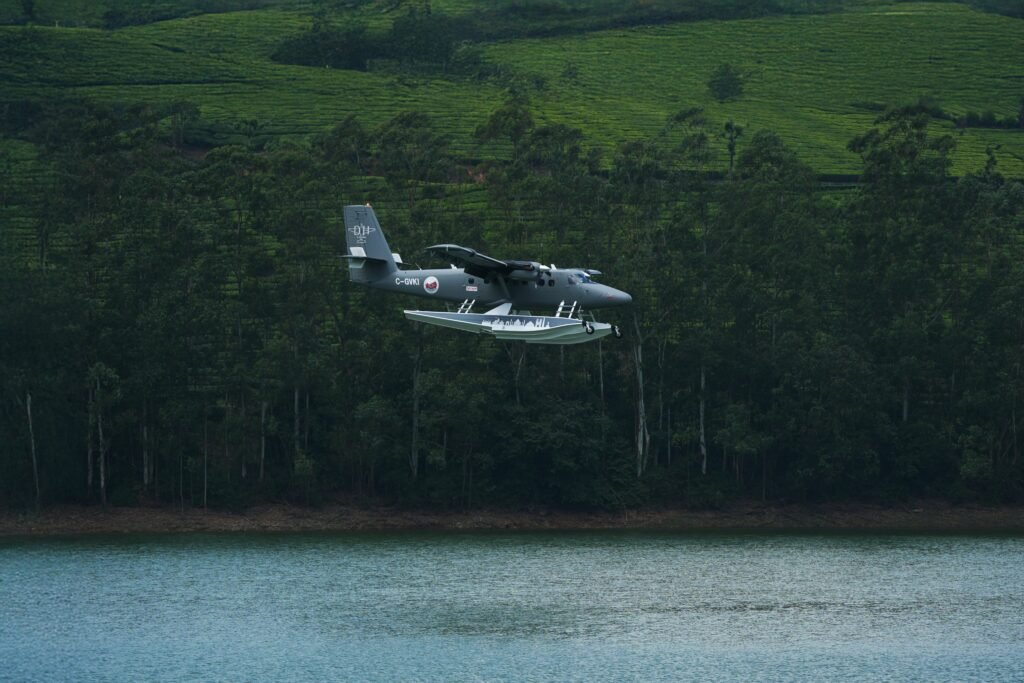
left=505, top=260, right=544, bottom=280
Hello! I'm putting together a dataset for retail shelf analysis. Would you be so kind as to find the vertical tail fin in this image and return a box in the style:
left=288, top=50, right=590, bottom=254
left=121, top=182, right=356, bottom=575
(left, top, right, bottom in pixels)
left=343, top=204, right=397, bottom=282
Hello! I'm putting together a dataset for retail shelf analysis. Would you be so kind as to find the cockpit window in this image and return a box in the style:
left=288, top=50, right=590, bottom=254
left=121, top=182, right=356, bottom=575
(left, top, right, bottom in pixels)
left=577, top=272, right=592, bottom=284
left=568, top=275, right=578, bottom=285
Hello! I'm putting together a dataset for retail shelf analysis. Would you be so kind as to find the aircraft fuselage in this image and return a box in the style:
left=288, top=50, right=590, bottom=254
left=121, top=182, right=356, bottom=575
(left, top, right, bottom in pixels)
left=367, top=266, right=631, bottom=310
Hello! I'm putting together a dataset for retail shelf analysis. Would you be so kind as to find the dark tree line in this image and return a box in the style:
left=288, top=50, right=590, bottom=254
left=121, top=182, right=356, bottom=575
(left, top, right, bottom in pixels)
left=2, top=98, right=1023, bottom=512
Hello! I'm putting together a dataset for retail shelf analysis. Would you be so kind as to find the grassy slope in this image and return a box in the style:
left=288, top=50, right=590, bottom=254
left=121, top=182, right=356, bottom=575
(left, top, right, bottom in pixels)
left=0, top=0, right=300, bottom=27
left=485, top=2, right=1024, bottom=175
left=0, top=2, right=1021, bottom=174
left=0, top=138, right=42, bottom=256
left=0, top=10, right=504, bottom=147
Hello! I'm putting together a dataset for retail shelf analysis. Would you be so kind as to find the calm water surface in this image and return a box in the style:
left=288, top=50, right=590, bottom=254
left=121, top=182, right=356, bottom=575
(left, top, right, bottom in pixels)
left=2, top=531, right=1022, bottom=682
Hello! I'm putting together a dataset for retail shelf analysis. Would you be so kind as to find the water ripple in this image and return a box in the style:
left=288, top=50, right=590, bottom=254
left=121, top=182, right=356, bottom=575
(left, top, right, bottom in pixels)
left=1, top=532, right=1023, bottom=682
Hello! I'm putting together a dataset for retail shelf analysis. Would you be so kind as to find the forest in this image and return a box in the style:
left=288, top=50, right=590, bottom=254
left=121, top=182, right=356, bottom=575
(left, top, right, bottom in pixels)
left=2, top=0, right=1024, bottom=513
left=3, top=94, right=1024, bottom=513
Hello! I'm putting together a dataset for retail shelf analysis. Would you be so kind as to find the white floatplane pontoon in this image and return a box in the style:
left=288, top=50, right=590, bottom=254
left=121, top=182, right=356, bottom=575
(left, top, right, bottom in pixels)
left=404, top=301, right=622, bottom=345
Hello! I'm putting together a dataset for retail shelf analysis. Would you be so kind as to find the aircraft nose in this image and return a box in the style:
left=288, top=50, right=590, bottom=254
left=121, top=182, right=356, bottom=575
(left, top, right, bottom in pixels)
left=604, top=287, right=632, bottom=306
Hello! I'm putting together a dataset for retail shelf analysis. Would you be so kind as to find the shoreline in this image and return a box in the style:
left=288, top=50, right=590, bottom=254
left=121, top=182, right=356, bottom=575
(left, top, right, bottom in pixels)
left=2, top=501, right=1024, bottom=537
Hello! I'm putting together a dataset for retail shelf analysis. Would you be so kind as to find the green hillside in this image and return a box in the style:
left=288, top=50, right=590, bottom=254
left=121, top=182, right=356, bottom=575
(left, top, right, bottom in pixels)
left=5, top=1, right=1024, bottom=513
left=1, top=1, right=1021, bottom=175
left=485, top=3, right=1024, bottom=175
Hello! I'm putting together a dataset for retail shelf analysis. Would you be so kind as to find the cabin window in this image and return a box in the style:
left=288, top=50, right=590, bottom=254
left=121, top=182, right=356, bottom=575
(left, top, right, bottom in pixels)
left=548, top=280, right=555, bottom=287
left=468, top=277, right=475, bottom=284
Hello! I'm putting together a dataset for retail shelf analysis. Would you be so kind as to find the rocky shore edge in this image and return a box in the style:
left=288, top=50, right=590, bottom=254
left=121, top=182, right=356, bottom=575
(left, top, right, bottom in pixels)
left=2, top=501, right=1024, bottom=536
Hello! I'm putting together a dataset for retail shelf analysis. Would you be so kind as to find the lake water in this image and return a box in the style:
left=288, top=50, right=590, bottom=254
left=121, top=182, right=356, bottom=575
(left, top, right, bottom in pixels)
left=2, top=531, right=1023, bottom=682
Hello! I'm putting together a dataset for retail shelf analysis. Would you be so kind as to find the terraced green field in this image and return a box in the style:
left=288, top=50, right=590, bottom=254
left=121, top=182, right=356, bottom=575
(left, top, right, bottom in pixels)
left=0, top=9, right=505, bottom=146
left=0, top=138, right=42, bottom=254
left=487, top=3, right=1024, bottom=174
left=1, top=1, right=1022, bottom=174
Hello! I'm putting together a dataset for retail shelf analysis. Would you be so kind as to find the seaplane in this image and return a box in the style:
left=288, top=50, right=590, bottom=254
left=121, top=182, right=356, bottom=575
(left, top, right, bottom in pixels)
left=343, top=205, right=632, bottom=344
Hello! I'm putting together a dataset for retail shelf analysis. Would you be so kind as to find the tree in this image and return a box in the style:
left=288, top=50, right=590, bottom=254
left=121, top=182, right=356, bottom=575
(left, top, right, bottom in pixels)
left=164, top=101, right=199, bottom=150
left=313, top=115, right=370, bottom=179
left=375, top=112, right=452, bottom=208
left=474, top=95, right=534, bottom=149
left=708, top=64, right=743, bottom=102
left=387, top=8, right=470, bottom=71
left=845, top=108, right=962, bottom=497
left=271, top=20, right=375, bottom=71
left=87, top=363, right=120, bottom=508
left=712, top=130, right=834, bottom=498
left=722, top=120, right=744, bottom=174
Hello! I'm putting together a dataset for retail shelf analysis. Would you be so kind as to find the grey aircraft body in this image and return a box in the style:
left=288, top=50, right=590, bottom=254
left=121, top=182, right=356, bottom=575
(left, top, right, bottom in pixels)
left=344, top=205, right=632, bottom=344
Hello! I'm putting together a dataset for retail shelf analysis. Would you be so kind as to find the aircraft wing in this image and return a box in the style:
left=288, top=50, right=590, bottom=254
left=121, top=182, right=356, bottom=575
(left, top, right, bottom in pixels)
left=426, top=244, right=514, bottom=278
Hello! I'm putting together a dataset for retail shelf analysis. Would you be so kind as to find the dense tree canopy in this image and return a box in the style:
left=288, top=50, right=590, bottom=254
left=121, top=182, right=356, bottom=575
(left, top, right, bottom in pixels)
left=2, top=98, right=1023, bottom=512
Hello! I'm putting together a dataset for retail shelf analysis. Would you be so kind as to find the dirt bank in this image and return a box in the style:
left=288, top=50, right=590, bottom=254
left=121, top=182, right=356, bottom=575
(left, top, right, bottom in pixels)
left=2, top=501, right=1023, bottom=537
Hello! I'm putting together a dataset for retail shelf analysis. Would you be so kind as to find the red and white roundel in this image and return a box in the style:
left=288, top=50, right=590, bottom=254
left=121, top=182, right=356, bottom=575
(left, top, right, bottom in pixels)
left=423, top=276, right=439, bottom=294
